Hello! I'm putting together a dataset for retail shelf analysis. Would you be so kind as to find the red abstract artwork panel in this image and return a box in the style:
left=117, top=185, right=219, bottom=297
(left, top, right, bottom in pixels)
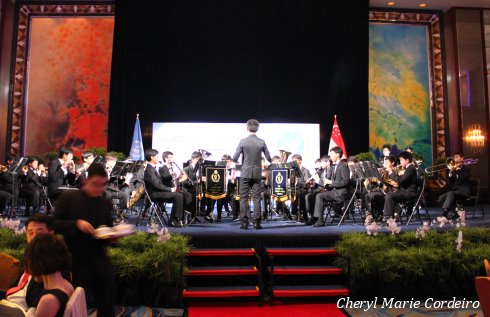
left=25, top=17, right=114, bottom=157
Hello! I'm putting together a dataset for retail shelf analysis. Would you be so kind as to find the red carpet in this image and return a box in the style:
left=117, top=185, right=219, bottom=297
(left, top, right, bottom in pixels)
left=187, top=301, right=346, bottom=317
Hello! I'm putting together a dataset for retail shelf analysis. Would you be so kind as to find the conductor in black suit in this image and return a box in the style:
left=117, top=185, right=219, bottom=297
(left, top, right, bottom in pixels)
left=232, top=119, right=272, bottom=230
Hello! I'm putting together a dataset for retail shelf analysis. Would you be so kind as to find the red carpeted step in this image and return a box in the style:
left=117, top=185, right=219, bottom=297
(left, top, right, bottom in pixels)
left=183, top=286, right=260, bottom=298
left=186, top=266, right=258, bottom=276
left=265, top=247, right=337, bottom=256
left=187, top=248, right=256, bottom=257
left=271, top=265, right=343, bottom=275
left=273, top=285, right=349, bottom=297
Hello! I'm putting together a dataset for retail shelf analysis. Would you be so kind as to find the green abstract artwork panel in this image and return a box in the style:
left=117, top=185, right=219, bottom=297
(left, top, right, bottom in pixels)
left=369, top=23, right=432, bottom=167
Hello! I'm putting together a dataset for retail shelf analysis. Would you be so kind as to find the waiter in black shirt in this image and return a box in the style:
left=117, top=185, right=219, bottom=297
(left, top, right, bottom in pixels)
left=232, top=119, right=272, bottom=230
left=54, top=163, right=115, bottom=317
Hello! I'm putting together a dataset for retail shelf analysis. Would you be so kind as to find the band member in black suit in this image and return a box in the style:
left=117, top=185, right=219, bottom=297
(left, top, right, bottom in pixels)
left=290, top=154, right=312, bottom=222
left=364, top=155, right=398, bottom=221
left=159, top=151, right=193, bottom=220
left=437, top=152, right=471, bottom=219
left=383, top=151, right=418, bottom=220
left=0, top=159, right=14, bottom=216
left=310, top=147, right=350, bottom=227
left=47, top=147, right=76, bottom=200
left=182, top=151, right=202, bottom=224
left=144, top=149, right=184, bottom=227
left=232, top=119, right=272, bottom=230
left=74, top=151, right=94, bottom=187
left=19, top=157, right=47, bottom=216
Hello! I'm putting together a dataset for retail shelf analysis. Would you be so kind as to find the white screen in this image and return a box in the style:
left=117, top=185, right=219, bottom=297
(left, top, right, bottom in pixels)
left=152, top=122, right=320, bottom=171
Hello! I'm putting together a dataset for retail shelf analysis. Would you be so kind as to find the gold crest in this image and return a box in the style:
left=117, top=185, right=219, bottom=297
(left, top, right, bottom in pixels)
left=211, top=170, right=220, bottom=182
left=275, top=173, right=283, bottom=184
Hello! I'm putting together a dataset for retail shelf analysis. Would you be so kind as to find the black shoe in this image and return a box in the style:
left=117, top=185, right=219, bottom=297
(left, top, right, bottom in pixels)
left=305, top=218, right=318, bottom=226
left=451, top=214, right=460, bottom=220
left=203, top=216, right=214, bottom=223
left=312, top=221, right=325, bottom=227
left=240, top=222, right=249, bottom=230
left=441, top=209, right=449, bottom=218
left=253, top=222, right=263, bottom=230
left=169, top=220, right=183, bottom=228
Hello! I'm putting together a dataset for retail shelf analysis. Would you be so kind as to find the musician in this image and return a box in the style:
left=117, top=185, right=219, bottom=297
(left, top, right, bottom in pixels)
left=182, top=151, right=203, bottom=223
left=0, top=158, right=14, bottom=216
left=159, top=151, right=193, bottom=221
left=437, top=152, right=470, bottom=220
left=232, top=119, right=272, bottom=230
left=260, top=157, right=272, bottom=220
left=268, top=155, right=289, bottom=219
left=213, top=154, right=234, bottom=222
left=377, top=143, right=392, bottom=167
left=144, top=149, right=184, bottom=227
left=19, top=157, right=47, bottom=216
left=105, top=154, right=130, bottom=214
left=364, top=156, right=398, bottom=221
left=383, top=151, right=418, bottom=221
left=74, top=151, right=94, bottom=186
left=290, top=154, right=312, bottom=222
left=305, top=156, right=328, bottom=222
left=47, top=147, right=76, bottom=200
left=310, top=147, right=350, bottom=227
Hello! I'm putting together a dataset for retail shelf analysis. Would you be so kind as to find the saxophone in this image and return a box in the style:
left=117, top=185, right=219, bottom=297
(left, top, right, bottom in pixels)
left=128, top=185, right=145, bottom=209
left=381, top=169, right=399, bottom=194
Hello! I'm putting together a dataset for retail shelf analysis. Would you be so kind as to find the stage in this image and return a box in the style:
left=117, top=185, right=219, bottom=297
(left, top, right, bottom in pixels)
left=135, top=205, right=489, bottom=250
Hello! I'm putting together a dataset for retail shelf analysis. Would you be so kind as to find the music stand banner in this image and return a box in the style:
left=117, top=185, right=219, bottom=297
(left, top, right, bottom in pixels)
left=205, top=167, right=226, bottom=200
left=271, top=168, right=289, bottom=202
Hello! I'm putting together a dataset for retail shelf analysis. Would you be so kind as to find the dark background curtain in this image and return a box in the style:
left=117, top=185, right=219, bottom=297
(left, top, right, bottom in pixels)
left=108, top=0, right=368, bottom=156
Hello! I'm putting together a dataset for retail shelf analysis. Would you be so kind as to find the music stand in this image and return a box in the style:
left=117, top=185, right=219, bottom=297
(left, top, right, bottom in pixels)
left=7, top=157, right=28, bottom=217
left=127, top=160, right=144, bottom=174
left=110, top=161, right=129, bottom=179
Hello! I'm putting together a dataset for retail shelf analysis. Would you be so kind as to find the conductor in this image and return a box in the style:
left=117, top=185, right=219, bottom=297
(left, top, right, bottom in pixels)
left=233, top=119, right=272, bottom=230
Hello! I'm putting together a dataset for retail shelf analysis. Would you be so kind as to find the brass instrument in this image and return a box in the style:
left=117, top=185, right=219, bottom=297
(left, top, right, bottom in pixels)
left=424, top=157, right=479, bottom=174
left=380, top=169, right=399, bottom=194
left=128, top=185, right=145, bottom=209
left=0, top=164, right=8, bottom=172
left=279, top=150, right=291, bottom=164
left=197, top=149, right=212, bottom=160
left=22, top=165, right=29, bottom=174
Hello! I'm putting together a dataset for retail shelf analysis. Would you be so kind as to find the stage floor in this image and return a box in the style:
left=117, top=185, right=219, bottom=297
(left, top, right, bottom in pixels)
left=133, top=204, right=489, bottom=249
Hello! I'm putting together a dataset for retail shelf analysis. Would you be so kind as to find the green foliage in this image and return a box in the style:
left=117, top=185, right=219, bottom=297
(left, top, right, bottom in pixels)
left=107, top=151, right=126, bottom=161
left=108, top=231, right=190, bottom=286
left=335, top=228, right=490, bottom=299
left=412, top=152, right=424, bottom=162
left=0, top=227, right=26, bottom=250
left=352, top=152, right=375, bottom=161
left=44, top=151, right=58, bottom=162
left=86, top=147, right=107, bottom=157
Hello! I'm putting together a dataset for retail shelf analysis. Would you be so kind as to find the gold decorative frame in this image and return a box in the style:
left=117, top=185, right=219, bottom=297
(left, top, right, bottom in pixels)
left=8, top=3, right=115, bottom=156
left=369, top=10, right=446, bottom=160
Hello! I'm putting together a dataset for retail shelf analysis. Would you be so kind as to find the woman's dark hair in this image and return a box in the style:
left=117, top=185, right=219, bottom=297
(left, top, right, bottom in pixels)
left=25, top=234, right=71, bottom=276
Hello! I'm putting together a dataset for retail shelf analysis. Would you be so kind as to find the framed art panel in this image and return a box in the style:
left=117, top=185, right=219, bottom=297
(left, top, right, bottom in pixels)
left=9, top=3, right=115, bottom=157
left=369, top=11, right=447, bottom=167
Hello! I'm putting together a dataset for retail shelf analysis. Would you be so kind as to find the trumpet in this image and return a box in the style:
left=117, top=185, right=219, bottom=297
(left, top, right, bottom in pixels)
left=424, top=157, right=479, bottom=174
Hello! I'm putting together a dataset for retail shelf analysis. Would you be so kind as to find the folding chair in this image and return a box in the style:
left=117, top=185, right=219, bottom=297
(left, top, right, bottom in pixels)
left=401, top=178, right=429, bottom=225
left=466, top=178, right=484, bottom=218
left=135, top=187, right=169, bottom=227
left=328, top=179, right=361, bottom=226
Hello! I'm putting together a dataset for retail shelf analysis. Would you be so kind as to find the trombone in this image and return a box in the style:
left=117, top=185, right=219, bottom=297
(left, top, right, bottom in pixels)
left=424, top=157, right=479, bottom=174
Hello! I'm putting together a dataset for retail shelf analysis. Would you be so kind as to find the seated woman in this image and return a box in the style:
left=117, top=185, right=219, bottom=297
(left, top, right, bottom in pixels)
left=24, top=234, right=74, bottom=317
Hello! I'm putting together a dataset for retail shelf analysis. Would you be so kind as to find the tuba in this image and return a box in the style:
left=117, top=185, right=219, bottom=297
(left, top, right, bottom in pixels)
left=279, top=150, right=291, bottom=164
left=128, top=185, right=145, bottom=209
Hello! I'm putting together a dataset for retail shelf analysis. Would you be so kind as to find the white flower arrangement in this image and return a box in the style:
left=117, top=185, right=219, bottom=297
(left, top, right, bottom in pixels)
left=415, top=221, right=430, bottom=239
left=386, top=218, right=401, bottom=235
left=147, top=223, right=171, bottom=243
left=364, top=215, right=379, bottom=236
left=455, top=230, right=463, bottom=254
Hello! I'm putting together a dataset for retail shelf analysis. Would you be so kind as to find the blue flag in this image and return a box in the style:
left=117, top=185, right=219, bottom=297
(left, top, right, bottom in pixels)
left=129, top=115, right=145, bottom=160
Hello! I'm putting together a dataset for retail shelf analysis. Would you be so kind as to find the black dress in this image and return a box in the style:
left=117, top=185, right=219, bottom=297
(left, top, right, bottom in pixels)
left=33, top=289, right=70, bottom=317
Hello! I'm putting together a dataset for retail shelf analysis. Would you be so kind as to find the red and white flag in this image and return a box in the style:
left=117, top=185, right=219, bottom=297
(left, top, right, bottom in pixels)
left=328, top=115, right=348, bottom=158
